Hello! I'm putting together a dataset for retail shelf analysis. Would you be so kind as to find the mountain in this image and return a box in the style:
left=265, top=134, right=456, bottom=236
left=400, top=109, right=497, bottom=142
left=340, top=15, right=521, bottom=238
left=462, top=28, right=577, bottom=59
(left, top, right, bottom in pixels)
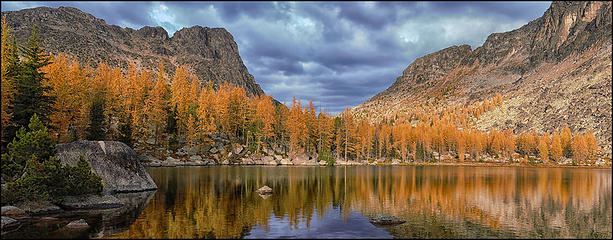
left=353, top=1, right=612, bottom=156
left=1, top=6, right=265, bottom=97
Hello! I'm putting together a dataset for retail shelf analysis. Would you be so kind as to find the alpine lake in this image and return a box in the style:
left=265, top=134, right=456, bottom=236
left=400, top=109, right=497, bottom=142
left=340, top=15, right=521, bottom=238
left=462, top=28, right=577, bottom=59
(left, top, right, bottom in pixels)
left=3, top=165, right=611, bottom=239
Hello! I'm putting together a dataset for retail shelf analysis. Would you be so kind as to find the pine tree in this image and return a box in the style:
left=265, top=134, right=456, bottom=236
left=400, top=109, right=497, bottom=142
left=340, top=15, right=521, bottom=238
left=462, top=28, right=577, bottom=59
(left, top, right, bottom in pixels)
left=197, top=81, right=216, bottom=144
left=170, top=65, right=191, bottom=136
left=43, top=54, right=88, bottom=142
left=538, top=133, right=549, bottom=162
left=560, top=126, right=573, bottom=158
left=287, top=97, right=306, bottom=152
left=550, top=131, right=563, bottom=162
left=6, top=25, right=55, bottom=147
left=86, top=96, right=106, bottom=141
left=585, top=129, right=598, bottom=161
left=1, top=17, right=19, bottom=151
left=145, top=62, right=169, bottom=145
left=571, top=132, right=588, bottom=164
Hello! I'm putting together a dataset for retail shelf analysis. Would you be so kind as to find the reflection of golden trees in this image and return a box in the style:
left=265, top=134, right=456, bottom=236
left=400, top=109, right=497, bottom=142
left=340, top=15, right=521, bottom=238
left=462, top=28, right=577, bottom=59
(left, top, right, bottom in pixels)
left=107, top=166, right=611, bottom=239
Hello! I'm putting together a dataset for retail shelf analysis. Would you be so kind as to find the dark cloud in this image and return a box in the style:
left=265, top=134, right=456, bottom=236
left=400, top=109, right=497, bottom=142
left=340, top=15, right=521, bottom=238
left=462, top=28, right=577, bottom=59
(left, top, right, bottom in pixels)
left=1, top=1, right=552, bottom=114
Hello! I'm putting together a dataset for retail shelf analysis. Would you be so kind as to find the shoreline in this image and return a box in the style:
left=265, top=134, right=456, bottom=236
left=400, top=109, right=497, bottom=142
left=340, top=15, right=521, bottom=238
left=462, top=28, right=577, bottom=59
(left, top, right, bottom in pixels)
left=142, top=161, right=612, bottom=169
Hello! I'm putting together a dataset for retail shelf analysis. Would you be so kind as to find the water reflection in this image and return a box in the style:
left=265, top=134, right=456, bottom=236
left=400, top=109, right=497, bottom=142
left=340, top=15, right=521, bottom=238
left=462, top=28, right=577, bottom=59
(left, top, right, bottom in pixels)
left=106, top=166, right=611, bottom=239
left=2, top=190, right=155, bottom=239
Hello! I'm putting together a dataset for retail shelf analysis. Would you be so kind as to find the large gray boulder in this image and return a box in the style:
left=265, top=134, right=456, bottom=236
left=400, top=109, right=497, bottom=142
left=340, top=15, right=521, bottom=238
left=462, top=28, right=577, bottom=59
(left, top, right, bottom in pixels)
left=55, top=141, right=157, bottom=194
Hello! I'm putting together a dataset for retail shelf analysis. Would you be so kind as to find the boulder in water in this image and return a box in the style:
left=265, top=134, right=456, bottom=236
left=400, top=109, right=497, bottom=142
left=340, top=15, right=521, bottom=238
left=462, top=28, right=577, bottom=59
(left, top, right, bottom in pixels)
left=256, top=185, right=273, bottom=195
left=369, top=214, right=406, bottom=225
left=65, top=219, right=89, bottom=228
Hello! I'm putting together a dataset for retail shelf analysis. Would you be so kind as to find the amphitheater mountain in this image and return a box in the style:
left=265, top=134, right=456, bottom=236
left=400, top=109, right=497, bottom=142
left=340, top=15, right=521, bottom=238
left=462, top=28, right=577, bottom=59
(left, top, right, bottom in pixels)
left=353, top=1, right=612, bottom=156
left=1, top=6, right=265, bottom=97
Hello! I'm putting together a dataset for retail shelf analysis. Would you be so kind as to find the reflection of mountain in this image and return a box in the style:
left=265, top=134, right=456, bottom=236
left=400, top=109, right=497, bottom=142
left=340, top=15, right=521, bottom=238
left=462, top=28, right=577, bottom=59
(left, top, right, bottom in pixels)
left=107, top=166, right=611, bottom=239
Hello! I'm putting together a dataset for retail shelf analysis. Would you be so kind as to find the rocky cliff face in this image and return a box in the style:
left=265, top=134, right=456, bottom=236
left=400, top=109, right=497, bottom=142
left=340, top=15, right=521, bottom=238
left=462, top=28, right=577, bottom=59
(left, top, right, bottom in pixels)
left=1, top=6, right=265, bottom=97
left=354, top=1, right=612, bottom=155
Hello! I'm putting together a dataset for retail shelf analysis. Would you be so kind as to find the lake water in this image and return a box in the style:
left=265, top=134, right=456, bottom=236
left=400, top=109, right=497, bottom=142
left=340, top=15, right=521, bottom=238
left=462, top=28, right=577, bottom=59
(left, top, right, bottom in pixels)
left=3, top=166, right=611, bottom=238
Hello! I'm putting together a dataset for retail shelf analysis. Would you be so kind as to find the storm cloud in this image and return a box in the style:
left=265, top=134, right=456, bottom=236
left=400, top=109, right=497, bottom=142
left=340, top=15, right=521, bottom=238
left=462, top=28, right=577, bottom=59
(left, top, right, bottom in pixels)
left=2, top=1, right=551, bottom=114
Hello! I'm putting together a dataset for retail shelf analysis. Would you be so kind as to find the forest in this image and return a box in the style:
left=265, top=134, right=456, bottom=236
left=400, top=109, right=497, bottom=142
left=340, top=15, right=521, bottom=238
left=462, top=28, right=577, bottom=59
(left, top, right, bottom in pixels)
left=1, top=18, right=601, bottom=169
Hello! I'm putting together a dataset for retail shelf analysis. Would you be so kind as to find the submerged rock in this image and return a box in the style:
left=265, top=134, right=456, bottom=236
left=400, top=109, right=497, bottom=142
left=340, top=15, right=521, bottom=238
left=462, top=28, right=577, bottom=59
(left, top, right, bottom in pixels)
left=1, top=216, right=18, bottom=229
left=55, top=140, right=157, bottom=194
left=256, top=185, right=273, bottom=195
left=65, top=219, right=89, bottom=228
left=369, top=214, right=406, bottom=225
left=1, top=206, right=26, bottom=216
left=59, top=194, right=124, bottom=210
left=16, top=201, right=62, bottom=215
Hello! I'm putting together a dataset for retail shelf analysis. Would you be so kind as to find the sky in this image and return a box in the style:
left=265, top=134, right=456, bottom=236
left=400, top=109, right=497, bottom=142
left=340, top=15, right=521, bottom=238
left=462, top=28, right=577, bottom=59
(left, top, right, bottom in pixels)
left=1, top=1, right=551, bottom=114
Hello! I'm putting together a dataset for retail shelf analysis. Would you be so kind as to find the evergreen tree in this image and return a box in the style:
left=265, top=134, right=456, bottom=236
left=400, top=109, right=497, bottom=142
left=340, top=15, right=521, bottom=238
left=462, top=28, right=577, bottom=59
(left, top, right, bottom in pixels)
left=6, top=25, right=55, bottom=148
left=1, top=114, right=55, bottom=181
left=1, top=114, right=102, bottom=205
left=86, top=96, right=106, bottom=140
left=118, top=114, right=133, bottom=148
left=1, top=17, right=20, bottom=152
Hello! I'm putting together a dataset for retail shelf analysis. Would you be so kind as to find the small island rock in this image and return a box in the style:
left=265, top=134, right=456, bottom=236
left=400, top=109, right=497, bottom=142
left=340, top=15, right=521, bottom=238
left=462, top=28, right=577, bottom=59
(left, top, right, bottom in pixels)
left=256, top=185, right=273, bottom=195
left=369, top=214, right=406, bottom=225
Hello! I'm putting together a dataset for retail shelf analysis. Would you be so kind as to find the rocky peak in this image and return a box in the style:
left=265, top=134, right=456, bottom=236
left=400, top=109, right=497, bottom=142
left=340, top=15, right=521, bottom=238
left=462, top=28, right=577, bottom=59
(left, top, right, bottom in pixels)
left=135, top=26, right=169, bottom=41
left=400, top=44, right=473, bottom=85
left=1, top=6, right=266, bottom=97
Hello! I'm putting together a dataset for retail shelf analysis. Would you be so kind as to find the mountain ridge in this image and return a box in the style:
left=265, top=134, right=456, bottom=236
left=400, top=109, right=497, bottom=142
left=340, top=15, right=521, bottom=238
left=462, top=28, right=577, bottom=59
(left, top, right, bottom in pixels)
left=1, top=6, right=266, bottom=97
left=353, top=1, right=612, bottom=156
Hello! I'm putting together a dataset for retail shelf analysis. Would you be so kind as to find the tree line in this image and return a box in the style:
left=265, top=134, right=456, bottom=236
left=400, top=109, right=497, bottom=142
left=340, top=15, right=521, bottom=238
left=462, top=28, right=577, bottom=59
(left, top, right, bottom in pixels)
left=1, top=19, right=601, bottom=166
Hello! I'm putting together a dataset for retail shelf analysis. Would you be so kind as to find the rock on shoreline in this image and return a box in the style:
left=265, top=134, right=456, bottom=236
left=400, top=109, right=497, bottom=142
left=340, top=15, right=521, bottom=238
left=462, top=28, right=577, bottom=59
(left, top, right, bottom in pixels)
left=59, top=195, right=124, bottom=210
left=55, top=140, right=157, bottom=194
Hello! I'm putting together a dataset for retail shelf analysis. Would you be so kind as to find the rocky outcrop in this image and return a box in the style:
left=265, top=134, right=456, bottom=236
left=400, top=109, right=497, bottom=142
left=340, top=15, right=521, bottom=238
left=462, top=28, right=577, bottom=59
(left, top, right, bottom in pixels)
left=1, top=6, right=266, bottom=97
left=55, top=140, right=157, bottom=194
left=353, top=1, right=612, bottom=156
